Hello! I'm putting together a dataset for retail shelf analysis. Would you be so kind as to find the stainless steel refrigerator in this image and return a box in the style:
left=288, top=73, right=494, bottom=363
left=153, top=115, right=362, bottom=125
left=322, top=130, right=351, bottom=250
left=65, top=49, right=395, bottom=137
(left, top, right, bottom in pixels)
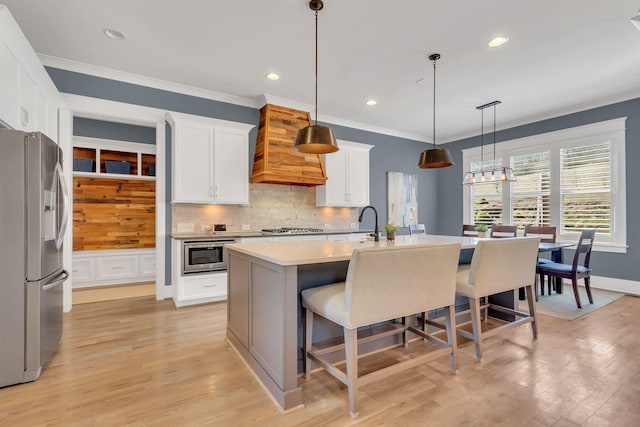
left=0, top=129, right=69, bottom=388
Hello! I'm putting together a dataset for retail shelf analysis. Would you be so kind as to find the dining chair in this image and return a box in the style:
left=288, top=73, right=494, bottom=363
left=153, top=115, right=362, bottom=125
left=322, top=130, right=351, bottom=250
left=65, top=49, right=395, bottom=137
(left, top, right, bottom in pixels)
left=490, top=225, right=518, bottom=238
left=455, top=237, right=540, bottom=361
left=524, top=225, right=558, bottom=295
left=302, top=243, right=461, bottom=419
left=461, top=224, right=479, bottom=237
left=409, top=223, right=426, bottom=235
left=536, top=228, right=596, bottom=309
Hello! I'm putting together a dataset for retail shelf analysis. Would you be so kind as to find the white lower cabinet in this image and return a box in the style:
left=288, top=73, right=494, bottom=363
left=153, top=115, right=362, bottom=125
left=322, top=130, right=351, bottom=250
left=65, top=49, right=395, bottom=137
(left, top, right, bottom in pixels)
left=171, top=239, right=228, bottom=307
left=72, top=249, right=156, bottom=288
left=176, top=272, right=227, bottom=307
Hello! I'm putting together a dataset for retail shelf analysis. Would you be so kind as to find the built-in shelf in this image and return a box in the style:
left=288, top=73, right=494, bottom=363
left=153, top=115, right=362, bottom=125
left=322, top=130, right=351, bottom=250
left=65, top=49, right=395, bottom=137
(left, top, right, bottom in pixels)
left=72, top=136, right=156, bottom=180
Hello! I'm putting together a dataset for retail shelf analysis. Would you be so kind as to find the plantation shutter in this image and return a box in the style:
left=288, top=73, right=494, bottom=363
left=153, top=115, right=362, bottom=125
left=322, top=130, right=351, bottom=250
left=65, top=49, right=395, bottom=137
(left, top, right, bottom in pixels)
left=560, top=142, right=611, bottom=234
left=510, top=151, right=551, bottom=228
left=470, top=159, right=503, bottom=226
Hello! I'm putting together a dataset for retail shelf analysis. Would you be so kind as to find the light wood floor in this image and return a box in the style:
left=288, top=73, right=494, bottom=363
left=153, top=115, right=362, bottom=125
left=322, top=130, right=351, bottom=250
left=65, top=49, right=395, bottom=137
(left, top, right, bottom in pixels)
left=1, top=295, right=638, bottom=426
left=72, top=282, right=156, bottom=305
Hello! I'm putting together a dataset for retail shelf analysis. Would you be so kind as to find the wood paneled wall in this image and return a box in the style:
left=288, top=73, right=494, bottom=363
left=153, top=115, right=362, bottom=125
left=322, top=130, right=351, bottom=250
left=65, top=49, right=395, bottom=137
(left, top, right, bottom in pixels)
left=73, top=177, right=156, bottom=251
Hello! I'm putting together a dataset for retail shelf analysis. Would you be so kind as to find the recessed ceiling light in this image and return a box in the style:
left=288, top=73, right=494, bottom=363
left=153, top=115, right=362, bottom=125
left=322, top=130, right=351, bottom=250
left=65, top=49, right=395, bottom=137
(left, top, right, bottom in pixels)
left=366, top=99, right=377, bottom=106
left=103, top=28, right=125, bottom=40
left=488, top=36, right=509, bottom=47
left=266, top=73, right=280, bottom=81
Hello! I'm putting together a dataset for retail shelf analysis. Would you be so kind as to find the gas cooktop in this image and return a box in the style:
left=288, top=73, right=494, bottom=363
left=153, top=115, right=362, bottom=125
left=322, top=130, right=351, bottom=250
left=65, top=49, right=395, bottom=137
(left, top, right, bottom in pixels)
left=261, top=227, right=325, bottom=235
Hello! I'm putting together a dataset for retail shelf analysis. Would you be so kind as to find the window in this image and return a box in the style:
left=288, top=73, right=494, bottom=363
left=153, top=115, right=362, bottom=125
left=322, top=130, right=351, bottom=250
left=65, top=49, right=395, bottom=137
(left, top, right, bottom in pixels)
left=560, top=143, right=611, bottom=233
left=511, top=151, right=551, bottom=228
left=462, top=118, right=626, bottom=253
left=469, top=159, right=503, bottom=226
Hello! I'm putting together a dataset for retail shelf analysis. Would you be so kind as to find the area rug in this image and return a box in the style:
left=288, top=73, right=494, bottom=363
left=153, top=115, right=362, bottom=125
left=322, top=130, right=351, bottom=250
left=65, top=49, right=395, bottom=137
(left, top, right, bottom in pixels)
left=519, top=287, right=625, bottom=320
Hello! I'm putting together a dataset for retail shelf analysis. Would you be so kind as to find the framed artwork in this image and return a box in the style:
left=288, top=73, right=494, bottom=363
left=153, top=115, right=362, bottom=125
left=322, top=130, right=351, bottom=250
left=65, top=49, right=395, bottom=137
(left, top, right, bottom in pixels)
left=387, top=171, right=418, bottom=227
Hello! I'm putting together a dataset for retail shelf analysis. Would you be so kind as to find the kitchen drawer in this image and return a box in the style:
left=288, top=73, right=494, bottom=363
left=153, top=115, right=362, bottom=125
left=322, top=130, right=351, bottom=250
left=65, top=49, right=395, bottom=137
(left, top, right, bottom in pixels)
left=71, top=257, right=96, bottom=283
left=179, top=272, right=227, bottom=301
left=96, top=256, right=139, bottom=280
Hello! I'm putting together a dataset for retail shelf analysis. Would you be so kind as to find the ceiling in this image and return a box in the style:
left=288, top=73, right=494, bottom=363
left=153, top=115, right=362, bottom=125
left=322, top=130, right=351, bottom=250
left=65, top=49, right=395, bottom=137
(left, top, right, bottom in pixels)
left=3, top=0, right=640, bottom=143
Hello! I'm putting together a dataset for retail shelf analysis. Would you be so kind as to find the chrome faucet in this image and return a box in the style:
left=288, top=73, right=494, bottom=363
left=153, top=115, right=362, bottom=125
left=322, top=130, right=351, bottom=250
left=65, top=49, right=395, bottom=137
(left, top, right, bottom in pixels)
left=358, top=205, right=379, bottom=241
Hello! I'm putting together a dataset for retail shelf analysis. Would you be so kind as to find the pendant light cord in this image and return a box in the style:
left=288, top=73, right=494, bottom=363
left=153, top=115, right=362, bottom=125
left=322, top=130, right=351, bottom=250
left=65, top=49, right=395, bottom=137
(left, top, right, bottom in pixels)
left=314, top=10, right=318, bottom=126
left=480, top=108, right=484, bottom=166
left=432, top=58, right=436, bottom=149
left=493, top=104, right=496, bottom=167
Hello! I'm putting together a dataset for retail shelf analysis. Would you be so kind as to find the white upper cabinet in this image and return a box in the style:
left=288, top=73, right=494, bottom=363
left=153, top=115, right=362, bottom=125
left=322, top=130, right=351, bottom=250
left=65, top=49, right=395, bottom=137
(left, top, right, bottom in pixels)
left=0, top=41, right=20, bottom=129
left=167, top=111, right=254, bottom=205
left=0, top=6, right=64, bottom=140
left=316, top=140, right=373, bottom=207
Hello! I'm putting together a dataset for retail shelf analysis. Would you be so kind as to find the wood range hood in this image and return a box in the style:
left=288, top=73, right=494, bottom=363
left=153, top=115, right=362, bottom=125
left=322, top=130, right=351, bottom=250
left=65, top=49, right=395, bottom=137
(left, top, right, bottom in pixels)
left=250, top=104, right=328, bottom=186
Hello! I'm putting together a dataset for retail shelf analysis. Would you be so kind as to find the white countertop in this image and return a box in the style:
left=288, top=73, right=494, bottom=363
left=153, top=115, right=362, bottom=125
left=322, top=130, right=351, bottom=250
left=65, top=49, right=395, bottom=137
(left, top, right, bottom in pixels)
left=171, top=229, right=374, bottom=240
left=225, top=235, right=479, bottom=266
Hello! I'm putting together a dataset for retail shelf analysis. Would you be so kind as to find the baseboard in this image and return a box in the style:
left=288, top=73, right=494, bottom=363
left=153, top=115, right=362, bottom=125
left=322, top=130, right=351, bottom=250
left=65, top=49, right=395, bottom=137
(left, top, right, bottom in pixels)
left=569, top=275, right=640, bottom=296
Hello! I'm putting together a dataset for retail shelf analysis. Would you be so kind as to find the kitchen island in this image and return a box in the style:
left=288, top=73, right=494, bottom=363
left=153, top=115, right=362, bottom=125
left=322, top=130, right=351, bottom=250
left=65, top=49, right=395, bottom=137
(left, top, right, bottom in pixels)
left=225, top=235, right=479, bottom=411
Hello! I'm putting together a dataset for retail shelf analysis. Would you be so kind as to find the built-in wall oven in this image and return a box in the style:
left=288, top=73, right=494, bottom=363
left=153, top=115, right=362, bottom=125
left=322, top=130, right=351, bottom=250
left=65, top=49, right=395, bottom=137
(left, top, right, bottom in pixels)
left=182, top=239, right=236, bottom=275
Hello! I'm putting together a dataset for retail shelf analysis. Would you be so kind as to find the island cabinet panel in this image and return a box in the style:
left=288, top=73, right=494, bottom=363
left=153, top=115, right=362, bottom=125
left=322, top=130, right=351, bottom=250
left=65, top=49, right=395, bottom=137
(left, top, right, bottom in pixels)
left=250, top=262, right=286, bottom=387
left=227, top=252, right=249, bottom=348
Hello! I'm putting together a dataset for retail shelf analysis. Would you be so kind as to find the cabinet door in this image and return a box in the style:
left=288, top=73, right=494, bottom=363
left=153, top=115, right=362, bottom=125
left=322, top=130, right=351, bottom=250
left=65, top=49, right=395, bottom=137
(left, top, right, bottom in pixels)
left=96, top=256, right=139, bottom=281
left=213, top=128, right=248, bottom=204
left=47, top=102, right=58, bottom=142
left=0, top=42, right=20, bottom=129
left=173, top=123, right=213, bottom=203
left=347, top=147, right=370, bottom=207
left=36, top=89, right=48, bottom=136
left=71, top=256, right=96, bottom=284
left=316, top=148, right=347, bottom=206
left=19, top=69, right=37, bottom=131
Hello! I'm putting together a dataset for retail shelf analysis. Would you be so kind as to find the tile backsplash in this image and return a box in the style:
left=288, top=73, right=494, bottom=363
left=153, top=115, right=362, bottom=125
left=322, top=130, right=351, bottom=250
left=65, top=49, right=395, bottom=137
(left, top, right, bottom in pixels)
left=172, top=183, right=360, bottom=233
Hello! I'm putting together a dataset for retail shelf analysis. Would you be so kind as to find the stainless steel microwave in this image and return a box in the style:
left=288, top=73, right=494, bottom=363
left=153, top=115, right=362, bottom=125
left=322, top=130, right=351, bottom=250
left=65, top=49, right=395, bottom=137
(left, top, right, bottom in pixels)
left=182, top=239, right=235, bottom=275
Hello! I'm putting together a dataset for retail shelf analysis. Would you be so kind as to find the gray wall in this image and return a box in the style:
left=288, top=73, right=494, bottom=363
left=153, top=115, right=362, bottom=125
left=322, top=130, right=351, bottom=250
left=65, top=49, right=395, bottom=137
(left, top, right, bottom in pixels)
left=49, top=66, right=638, bottom=282
left=46, top=66, right=435, bottom=276
left=48, top=67, right=434, bottom=231
left=73, top=117, right=155, bottom=144
left=433, top=97, right=640, bottom=282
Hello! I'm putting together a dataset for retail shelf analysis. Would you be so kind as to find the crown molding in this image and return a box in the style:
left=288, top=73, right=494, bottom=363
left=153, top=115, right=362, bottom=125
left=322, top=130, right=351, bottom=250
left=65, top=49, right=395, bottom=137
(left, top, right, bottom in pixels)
left=442, top=88, right=640, bottom=144
left=39, top=54, right=261, bottom=109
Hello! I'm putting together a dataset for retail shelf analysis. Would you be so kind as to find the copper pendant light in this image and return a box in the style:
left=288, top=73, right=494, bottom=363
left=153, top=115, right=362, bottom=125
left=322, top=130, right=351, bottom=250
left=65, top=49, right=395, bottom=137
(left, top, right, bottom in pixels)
left=418, top=53, right=454, bottom=168
left=294, top=0, right=339, bottom=154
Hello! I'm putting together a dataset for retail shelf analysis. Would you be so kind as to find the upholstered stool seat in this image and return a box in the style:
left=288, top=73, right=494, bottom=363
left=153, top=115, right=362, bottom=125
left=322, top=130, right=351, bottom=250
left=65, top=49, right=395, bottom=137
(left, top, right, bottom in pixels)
left=302, top=243, right=461, bottom=419
left=455, top=237, right=540, bottom=361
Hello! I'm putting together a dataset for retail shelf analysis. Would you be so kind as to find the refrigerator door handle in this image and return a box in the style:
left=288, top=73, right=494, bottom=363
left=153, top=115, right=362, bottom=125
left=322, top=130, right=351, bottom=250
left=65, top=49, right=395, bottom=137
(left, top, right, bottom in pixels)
left=54, top=163, right=69, bottom=250
left=42, top=270, right=70, bottom=291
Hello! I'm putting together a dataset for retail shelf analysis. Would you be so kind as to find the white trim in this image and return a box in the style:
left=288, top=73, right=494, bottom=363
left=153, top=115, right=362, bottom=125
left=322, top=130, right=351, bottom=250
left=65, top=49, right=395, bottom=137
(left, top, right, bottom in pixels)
left=583, top=276, right=639, bottom=296
left=73, top=136, right=156, bottom=154
left=42, top=55, right=429, bottom=143
left=62, top=93, right=171, bottom=301
left=164, top=110, right=254, bottom=133
left=463, top=117, right=627, bottom=251
left=260, top=94, right=427, bottom=143
left=444, top=90, right=640, bottom=144
left=461, top=117, right=627, bottom=156
left=336, top=139, right=374, bottom=151
left=59, top=107, right=73, bottom=312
